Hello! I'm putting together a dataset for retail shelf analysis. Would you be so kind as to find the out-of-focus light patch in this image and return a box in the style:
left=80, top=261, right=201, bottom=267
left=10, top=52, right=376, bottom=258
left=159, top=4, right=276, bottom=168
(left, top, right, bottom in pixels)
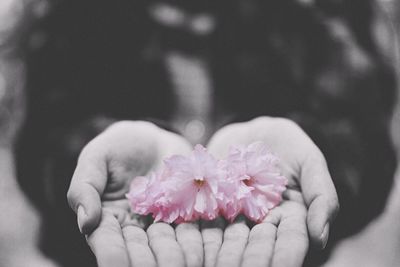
left=0, top=0, right=23, bottom=44
left=329, top=19, right=350, bottom=41
left=329, top=19, right=372, bottom=72
left=32, top=0, right=50, bottom=19
left=297, top=0, right=315, bottom=6
left=184, top=119, right=205, bottom=142
left=372, top=4, right=397, bottom=67
left=190, top=14, right=216, bottom=36
left=0, top=72, right=5, bottom=101
left=149, top=3, right=185, bottom=27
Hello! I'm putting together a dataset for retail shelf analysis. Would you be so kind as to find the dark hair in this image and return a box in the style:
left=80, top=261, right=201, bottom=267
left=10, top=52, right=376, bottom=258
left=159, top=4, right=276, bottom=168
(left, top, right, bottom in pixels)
left=17, top=0, right=397, bottom=266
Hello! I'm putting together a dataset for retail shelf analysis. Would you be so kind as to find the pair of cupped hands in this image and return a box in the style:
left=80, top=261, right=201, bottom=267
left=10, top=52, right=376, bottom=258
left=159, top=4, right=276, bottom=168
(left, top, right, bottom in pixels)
left=67, top=116, right=339, bottom=267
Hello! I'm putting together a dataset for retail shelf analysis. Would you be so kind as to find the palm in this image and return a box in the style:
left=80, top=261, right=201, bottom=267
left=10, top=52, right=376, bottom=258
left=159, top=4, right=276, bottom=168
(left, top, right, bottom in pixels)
left=98, top=125, right=164, bottom=226
left=206, top=117, right=338, bottom=267
left=99, top=140, right=161, bottom=235
left=68, top=121, right=195, bottom=267
left=209, top=117, right=317, bottom=189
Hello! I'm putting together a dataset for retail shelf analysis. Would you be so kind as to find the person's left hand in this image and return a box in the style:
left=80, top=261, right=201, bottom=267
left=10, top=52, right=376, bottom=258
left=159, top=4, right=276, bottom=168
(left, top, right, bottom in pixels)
left=203, top=116, right=339, bottom=267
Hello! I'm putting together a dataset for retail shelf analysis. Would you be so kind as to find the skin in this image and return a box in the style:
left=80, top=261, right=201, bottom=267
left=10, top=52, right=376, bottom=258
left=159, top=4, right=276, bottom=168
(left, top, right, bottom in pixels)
left=2, top=0, right=394, bottom=266
left=322, top=168, right=400, bottom=267
left=0, top=149, right=60, bottom=267
left=205, top=117, right=339, bottom=267
left=67, top=121, right=202, bottom=267
left=0, top=2, right=59, bottom=265
left=67, top=117, right=339, bottom=267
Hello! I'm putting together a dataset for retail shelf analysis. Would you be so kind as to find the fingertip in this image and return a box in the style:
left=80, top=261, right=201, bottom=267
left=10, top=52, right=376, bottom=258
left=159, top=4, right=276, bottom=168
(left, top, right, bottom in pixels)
left=307, top=192, right=339, bottom=248
left=79, top=204, right=102, bottom=235
left=309, top=223, right=330, bottom=250
left=307, top=213, right=324, bottom=248
left=67, top=180, right=103, bottom=235
left=320, top=223, right=330, bottom=249
left=307, top=210, right=330, bottom=249
left=77, top=205, right=86, bottom=233
left=74, top=191, right=102, bottom=234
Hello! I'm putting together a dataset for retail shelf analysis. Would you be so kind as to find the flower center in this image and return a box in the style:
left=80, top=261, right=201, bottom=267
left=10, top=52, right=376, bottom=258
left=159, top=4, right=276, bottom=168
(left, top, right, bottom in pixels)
left=194, top=179, right=205, bottom=187
left=243, top=177, right=254, bottom=186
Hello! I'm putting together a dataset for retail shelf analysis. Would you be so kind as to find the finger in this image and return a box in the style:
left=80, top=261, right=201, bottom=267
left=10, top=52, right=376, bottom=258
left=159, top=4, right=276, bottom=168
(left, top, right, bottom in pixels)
left=123, top=225, right=156, bottom=267
left=67, top=142, right=107, bottom=234
left=121, top=212, right=153, bottom=230
left=86, top=211, right=130, bottom=267
left=242, top=223, right=277, bottom=267
left=216, top=217, right=250, bottom=267
left=201, top=218, right=226, bottom=267
left=176, top=222, right=204, bottom=267
left=147, top=223, right=185, bottom=267
left=300, top=150, right=339, bottom=248
left=282, top=189, right=305, bottom=204
left=271, top=203, right=308, bottom=267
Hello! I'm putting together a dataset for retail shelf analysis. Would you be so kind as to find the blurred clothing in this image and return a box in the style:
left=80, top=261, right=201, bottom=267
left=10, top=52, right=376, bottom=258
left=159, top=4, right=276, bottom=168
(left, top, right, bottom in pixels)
left=8, top=0, right=398, bottom=266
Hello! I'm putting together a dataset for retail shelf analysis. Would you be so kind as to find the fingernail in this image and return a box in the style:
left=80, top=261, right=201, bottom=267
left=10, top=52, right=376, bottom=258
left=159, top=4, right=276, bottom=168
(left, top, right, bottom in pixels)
left=77, top=205, right=86, bottom=234
left=320, top=223, right=330, bottom=249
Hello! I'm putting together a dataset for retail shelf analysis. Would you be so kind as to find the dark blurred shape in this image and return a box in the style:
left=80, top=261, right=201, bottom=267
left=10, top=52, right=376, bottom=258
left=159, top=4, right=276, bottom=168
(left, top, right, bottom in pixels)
left=15, top=0, right=397, bottom=266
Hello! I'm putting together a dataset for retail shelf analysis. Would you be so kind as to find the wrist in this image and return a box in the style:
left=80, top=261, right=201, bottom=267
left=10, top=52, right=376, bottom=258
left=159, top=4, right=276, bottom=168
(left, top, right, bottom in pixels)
left=0, top=148, right=19, bottom=192
left=383, top=168, right=400, bottom=218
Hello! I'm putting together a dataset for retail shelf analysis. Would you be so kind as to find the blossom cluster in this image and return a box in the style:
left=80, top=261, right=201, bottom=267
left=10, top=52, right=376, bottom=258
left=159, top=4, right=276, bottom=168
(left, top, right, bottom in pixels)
left=126, top=142, right=287, bottom=223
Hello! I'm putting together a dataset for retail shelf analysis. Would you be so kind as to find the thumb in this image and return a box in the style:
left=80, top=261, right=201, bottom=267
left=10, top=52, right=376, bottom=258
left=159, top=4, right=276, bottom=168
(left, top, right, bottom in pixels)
left=68, top=182, right=102, bottom=234
left=300, top=151, right=339, bottom=249
left=67, top=144, right=107, bottom=234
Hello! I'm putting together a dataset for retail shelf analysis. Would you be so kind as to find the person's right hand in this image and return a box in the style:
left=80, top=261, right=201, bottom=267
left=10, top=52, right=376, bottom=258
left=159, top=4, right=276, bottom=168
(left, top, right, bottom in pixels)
left=67, top=121, right=203, bottom=267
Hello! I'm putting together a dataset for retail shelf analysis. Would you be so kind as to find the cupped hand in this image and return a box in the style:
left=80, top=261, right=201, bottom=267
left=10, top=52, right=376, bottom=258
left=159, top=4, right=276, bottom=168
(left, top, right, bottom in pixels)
left=205, top=116, right=339, bottom=267
left=67, top=121, right=203, bottom=267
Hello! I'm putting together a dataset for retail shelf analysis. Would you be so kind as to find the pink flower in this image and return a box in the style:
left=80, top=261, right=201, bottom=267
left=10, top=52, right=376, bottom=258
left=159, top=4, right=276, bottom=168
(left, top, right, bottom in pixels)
left=126, top=172, right=166, bottom=218
left=127, top=145, right=230, bottom=223
left=223, top=142, right=288, bottom=222
left=126, top=142, right=287, bottom=224
left=160, top=144, right=228, bottom=222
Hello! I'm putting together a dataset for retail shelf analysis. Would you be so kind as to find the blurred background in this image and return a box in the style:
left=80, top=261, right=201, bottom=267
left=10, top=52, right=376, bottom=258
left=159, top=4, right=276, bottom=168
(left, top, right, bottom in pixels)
left=0, top=0, right=399, bottom=266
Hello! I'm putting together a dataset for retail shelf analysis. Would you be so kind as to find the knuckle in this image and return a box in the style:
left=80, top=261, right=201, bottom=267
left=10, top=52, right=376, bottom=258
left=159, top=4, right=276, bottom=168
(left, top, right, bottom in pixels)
left=330, top=197, right=340, bottom=218
left=318, top=194, right=340, bottom=218
left=106, top=120, right=158, bottom=135
left=310, top=149, right=328, bottom=166
left=335, top=198, right=340, bottom=213
left=106, top=121, right=135, bottom=133
left=78, top=138, right=103, bottom=161
left=251, top=116, right=299, bottom=131
left=250, top=116, right=273, bottom=125
left=213, top=122, right=245, bottom=140
left=273, top=117, right=301, bottom=130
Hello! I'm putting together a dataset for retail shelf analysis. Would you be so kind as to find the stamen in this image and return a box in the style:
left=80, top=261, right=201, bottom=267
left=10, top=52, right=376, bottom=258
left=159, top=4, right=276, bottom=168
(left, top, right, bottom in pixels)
left=194, top=179, right=205, bottom=187
left=244, top=178, right=253, bottom=186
